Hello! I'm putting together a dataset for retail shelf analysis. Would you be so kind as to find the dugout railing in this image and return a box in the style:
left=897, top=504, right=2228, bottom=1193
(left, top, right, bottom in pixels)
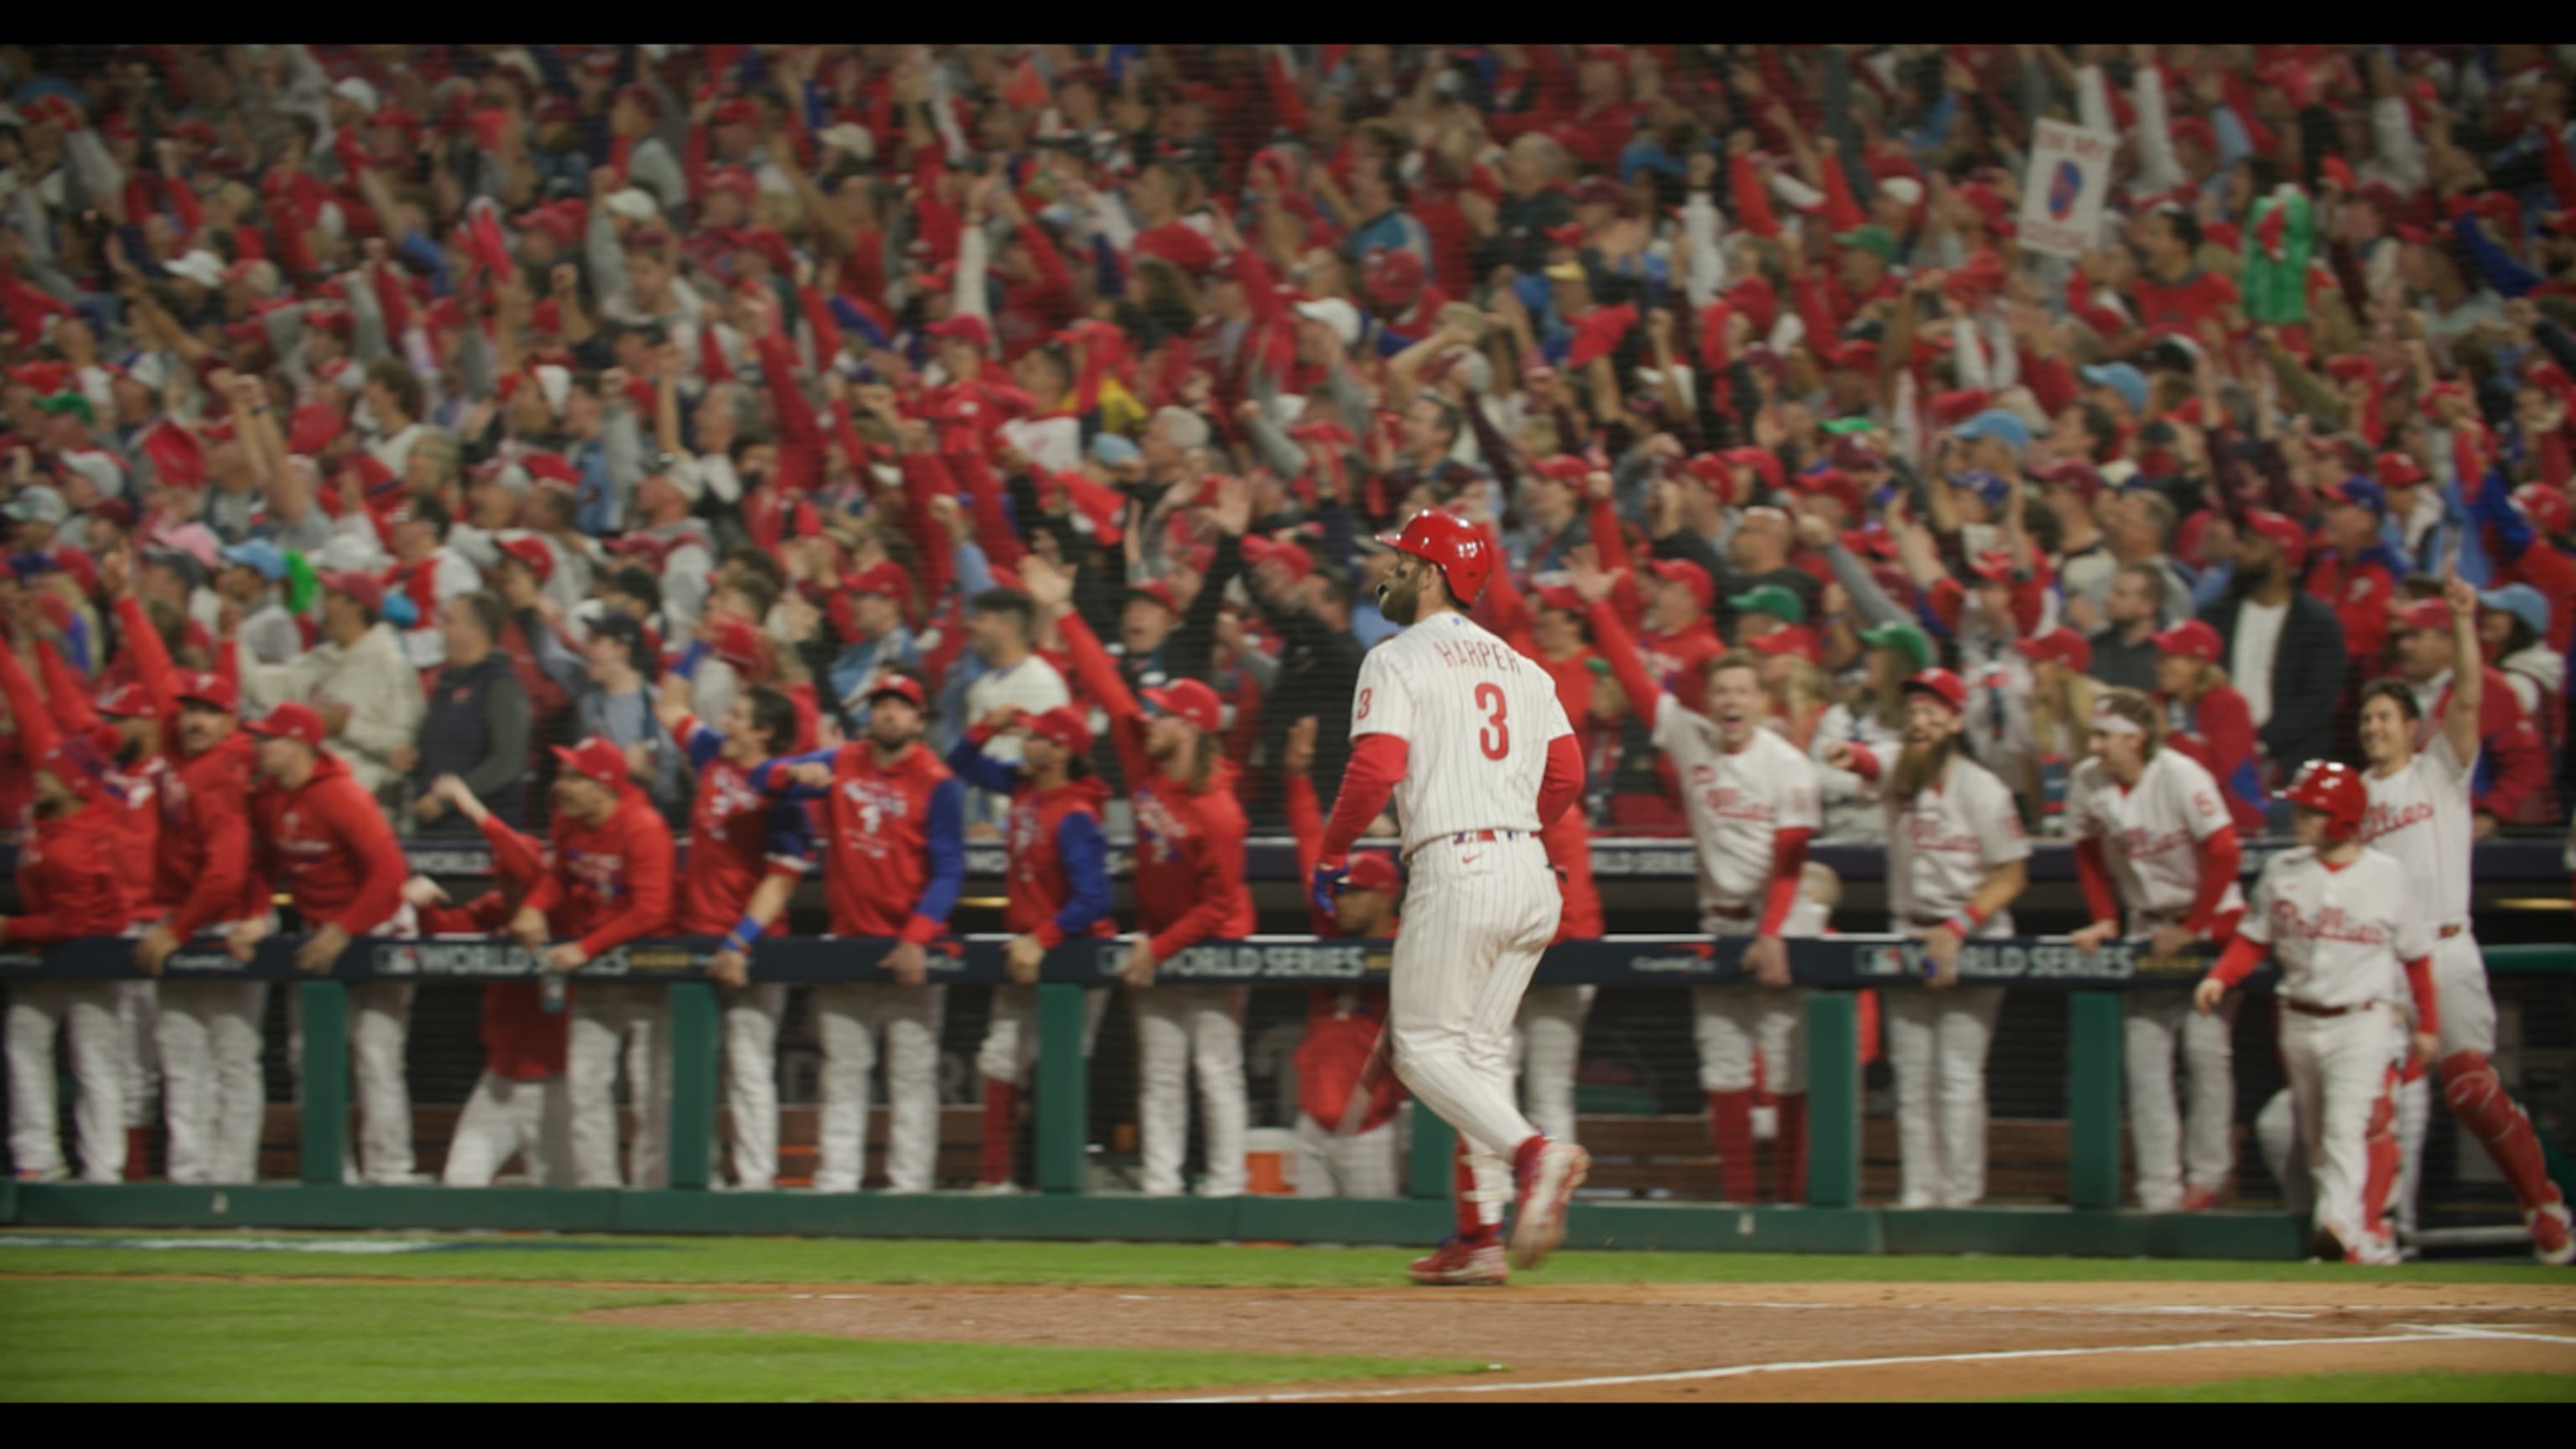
left=4, top=934, right=2568, bottom=1258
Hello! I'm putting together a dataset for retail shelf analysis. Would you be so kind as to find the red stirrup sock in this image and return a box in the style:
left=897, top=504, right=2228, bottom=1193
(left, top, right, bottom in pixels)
left=1707, top=1090, right=1758, bottom=1203
left=978, top=1078, right=1019, bottom=1186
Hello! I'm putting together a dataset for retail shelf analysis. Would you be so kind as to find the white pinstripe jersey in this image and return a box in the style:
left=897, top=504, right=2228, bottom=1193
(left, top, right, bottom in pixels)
left=2066, top=748, right=2244, bottom=921
left=2239, top=846, right=2432, bottom=1010
left=1883, top=750, right=2030, bottom=931
left=1653, top=698, right=1820, bottom=913
left=1351, top=613, right=1576, bottom=854
left=2357, top=733, right=2476, bottom=930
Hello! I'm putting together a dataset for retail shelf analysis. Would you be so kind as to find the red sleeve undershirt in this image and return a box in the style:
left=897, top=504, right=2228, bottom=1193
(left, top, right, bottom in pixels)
left=2209, top=934, right=2265, bottom=988
left=1536, top=732, right=1584, bottom=829
left=2184, top=827, right=2241, bottom=935
left=1758, top=826, right=1813, bottom=937
left=1320, top=734, right=1408, bottom=861
left=2073, top=838, right=2121, bottom=925
left=2405, top=957, right=2440, bottom=1036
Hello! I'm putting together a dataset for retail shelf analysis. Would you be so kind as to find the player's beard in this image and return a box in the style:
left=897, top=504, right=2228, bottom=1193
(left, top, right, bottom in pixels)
left=870, top=719, right=917, bottom=754
left=1891, top=730, right=1959, bottom=800
left=1377, top=569, right=1422, bottom=626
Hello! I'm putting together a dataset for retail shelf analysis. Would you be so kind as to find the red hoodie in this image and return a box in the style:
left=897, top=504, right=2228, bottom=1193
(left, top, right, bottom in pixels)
left=247, top=750, right=410, bottom=933
left=418, top=814, right=565, bottom=1081
left=4, top=806, right=129, bottom=944
left=117, top=595, right=262, bottom=937
left=520, top=789, right=676, bottom=958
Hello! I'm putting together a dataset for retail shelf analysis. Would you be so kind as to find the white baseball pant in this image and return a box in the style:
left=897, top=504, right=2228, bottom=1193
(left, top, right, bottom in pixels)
left=567, top=984, right=670, bottom=1189
left=154, top=972, right=270, bottom=1186
left=1134, top=984, right=1249, bottom=1197
left=2282, top=1000, right=2403, bottom=1260
left=6, top=981, right=127, bottom=1182
left=2254, top=1087, right=2314, bottom=1218
left=1885, top=986, right=2005, bottom=1208
left=812, top=982, right=946, bottom=1193
left=976, top=984, right=1112, bottom=1085
left=1389, top=834, right=1561, bottom=1221
left=1293, top=1110, right=1403, bottom=1198
left=117, top=980, right=158, bottom=1132
left=2427, top=933, right=2497, bottom=1058
left=440, top=1071, right=573, bottom=1187
left=1694, top=913, right=1809, bottom=1095
left=2122, top=994, right=2237, bottom=1210
left=2392, top=1072, right=2433, bottom=1238
left=719, top=984, right=787, bottom=1191
left=288, top=981, right=418, bottom=1184
left=1511, top=985, right=1594, bottom=1144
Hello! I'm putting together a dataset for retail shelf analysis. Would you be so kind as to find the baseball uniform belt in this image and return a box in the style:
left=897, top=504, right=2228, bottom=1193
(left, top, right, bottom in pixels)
left=1706, top=905, right=1756, bottom=922
left=1405, top=828, right=1523, bottom=864
left=2437, top=922, right=2466, bottom=939
left=2282, top=999, right=2376, bottom=1019
left=1906, top=913, right=1952, bottom=928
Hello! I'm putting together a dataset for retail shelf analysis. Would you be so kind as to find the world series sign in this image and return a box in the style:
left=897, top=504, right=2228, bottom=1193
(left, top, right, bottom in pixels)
left=2018, top=120, right=2117, bottom=260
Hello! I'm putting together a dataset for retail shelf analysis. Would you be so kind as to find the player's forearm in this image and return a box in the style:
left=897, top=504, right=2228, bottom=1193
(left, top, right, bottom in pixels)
left=1319, top=734, right=1408, bottom=860
left=1957, top=858, right=2027, bottom=933
left=2184, top=828, right=2241, bottom=934
left=1582, top=599, right=1660, bottom=721
left=2207, top=934, right=2265, bottom=989
left=1535, top=732, right=1585, bottom=829
left=1756, top=828, right=1812, bottom=937
left=2402, top=955, right=2440, bottom=1036
left=2072, top=838, right=2121, bottom=926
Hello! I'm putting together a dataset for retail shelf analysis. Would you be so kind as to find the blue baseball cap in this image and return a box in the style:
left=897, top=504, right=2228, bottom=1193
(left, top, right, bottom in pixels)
left=1089, top=433, right=1143, bottom=468
left=2319, top=476, right=2386, bottom=518
left=219, top=538, right=287, bottom=582
left=2078, top=361, right=2149, bottom=413
left=2476, top=583, right=2551, bottom=638
left=1953, top=408, right=2033, bottom=457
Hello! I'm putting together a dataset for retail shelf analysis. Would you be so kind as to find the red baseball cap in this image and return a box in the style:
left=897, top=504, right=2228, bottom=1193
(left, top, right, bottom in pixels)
left=175, top=672, right=236, bottom=714
left=2513, top=482, right=2573, bottom=538
left=2241, top=509, right=2309, bottom=569
left=1968, top=548, right=2019, bottom=583
left=1124, top=578, right=1181, bottom=615
left=2149, top=619, right=2223, bottom=662
left=1142, top=678, right=1224, bottom=733
left=1533, top=584, right=1586, bottom=615
left=1902, top=667, right=1968, bottom=714
left=709, top=615, right=768, bottom=672
left=2393, top=597, right=2453, bottom=633
left=1748, top=624, right=1820, bottom=664
left=497, top=536, right=554, bottom=584
left=926, top=314, right=993, bottom=351
left=245, top=701, right=326, bottom=748
left=705, top=167, right=758, bottom=200
left=1024, top=704, right=1093, bottom=758
left=94, top=682, right=158, bottom=719
left=866, top=675, right=928, bottom=713
left=551, top=736, right=630, bottom=787
left=320, top=569, right=387, bottom=615
left=2374, top=450, right=2429, bottom=489
left=1242, top=537, right=1314, bottom=582
left=1647, top=558, right=1716, bottom=610
left=844, top=562, right=908, bottom=600
left=2019, top=626, right=2093, bottom=673
left=1343, top=852, right=1403, bottom=896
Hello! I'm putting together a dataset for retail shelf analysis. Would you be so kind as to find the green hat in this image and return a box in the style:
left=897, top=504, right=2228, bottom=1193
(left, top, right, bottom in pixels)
left=1858, top=621, right=1934, bottom=672
left=1820, top=416, right=1877, bottom=435
left=1835, top=224, right=1898, bottom=264
left=35, top=391, right=96, bottom=427
left=1727, top=583, right=1806, bottom=625
left=283, top=548, right=319, bottom=615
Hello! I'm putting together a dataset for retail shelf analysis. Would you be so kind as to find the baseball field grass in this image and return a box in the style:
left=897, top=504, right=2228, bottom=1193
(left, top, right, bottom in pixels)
left=2, top=1231, right=2568, bottom=1401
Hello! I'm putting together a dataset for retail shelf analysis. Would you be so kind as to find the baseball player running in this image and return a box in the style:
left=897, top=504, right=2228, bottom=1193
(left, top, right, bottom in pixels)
left=1826, top=668, right=2029, bottom=1209
left=1575, top=560, right=1823, bottom=1206
left=2353, top=571, right=2573, bottom=1264
left=1309, top=510, right=1590, bottom=1277
left=234, top=703, right=416, bottom=1184
left=946, top=703, right=1116, bottom=1193
left=756, top=672, right=965, bottom=1194
left=655, top=678, right=814, bottom=1192
left=2066, top=688, right=2246, bottom=1213
left=108, top=553, right=269, bottom=1185
left=2198, top=760, right=2438, bottom=1264
left=1026, top=557, right=1258, bottom=1199
left=508, top=736, right=678, bottom=1188
left=1, top=640, right=130, bottom=1182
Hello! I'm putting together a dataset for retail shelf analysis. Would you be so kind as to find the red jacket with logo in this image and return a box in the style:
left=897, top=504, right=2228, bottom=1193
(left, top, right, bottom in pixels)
left=248, top=750, right=409, bottom=933
left=116, top=595, right=263, bottom=937
left=757, top=740, right=965, bottom=941
left=520, top=789, right=676, bottom=958
left=4, top=806, right=129, bottom=944
left=671, top=716, right=816, bottom=936
left=2303, top=548, right=2400, bottom=667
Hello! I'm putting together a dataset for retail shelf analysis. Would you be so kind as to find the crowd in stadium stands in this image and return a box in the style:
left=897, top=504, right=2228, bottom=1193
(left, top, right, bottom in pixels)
left=4, top=44, right=2576, bottom=1215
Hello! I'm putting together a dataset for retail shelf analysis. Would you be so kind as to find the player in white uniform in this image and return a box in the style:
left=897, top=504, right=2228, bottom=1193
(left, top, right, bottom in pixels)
left=2353, top=571, right=2574, bottom=1265
left=1575, top=562, right=1823, bottom=1203
left=2065, top=688, right=2247, bottom=1213
left=1826, top=668, right=2030, bottom=1209
left=1313, top=510, right=1590, bottom=1283
left=2198, top=760, right=2438, bottom=1264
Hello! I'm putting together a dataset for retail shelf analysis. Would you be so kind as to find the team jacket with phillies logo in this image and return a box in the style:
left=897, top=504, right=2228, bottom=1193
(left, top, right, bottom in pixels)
left=23, top=639, right=162, bottom=920
left=3, top=807, right=129, bottom=944
left=1057, top=614, right=1254, bottom=960
left=115, top=595, right=263, bottom=937
left=756, top=740, right=964, bottom=942
left=670, top=715, right=816, bottom=935
left=519, top=788, right=676, bottom=958
left=248, top=750, right=410, bottom=933
left=943, top=737, right=1114, bottom=948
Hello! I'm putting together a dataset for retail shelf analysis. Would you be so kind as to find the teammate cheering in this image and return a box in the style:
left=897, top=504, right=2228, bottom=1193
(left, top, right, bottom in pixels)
left=1309, top=509, right=1590, bottom=1273
left=757, top=671, right=965, bottom=1195
left=2354, top=570, right=2574, bottom=1264
left=947, top=702, right=1115, bottom=1194
left=1826, top=668, right=2029, bottom=1210
left=106, top=550, right=268, bottom=1187
left=235, top=702, right=415, bottom=1184
left=508, top=736, right=677, bottom=1188
left=1573, top=558, right=1824, bottom=1206
left=1024, top=555, right=1257, bottom=1199
left=654, top=677, right=814, bottom=1193
left=2066, top=688, right=2246, bottom=1213
left=2196, top=761, right=2437, bottom=1264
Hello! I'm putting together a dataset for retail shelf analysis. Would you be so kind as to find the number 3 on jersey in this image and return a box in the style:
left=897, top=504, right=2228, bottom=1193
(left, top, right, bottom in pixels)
left=1475, top=682, right=1509, bottom=760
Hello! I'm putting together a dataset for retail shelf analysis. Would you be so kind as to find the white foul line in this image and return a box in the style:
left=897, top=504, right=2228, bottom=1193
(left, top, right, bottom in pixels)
left=2392, top=1323, right=2576, bottom=1346
left=1155, top=1329, right=2576, bottom=1403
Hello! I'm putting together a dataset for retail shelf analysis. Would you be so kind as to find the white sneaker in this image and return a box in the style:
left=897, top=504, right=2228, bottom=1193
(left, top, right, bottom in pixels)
left=969, top=1181, right=1020, bottom=1196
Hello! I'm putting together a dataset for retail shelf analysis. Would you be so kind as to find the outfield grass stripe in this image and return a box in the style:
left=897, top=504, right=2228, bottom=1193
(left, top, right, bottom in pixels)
left=1156, top=1332, right=2511, bottom=1402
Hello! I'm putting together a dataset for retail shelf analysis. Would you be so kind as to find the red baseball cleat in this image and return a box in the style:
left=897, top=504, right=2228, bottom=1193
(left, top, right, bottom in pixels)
left=1408, top=1234, right=1509, bottom=1286
left=2529, top=1200, right=2574, bottom=1266
left=1508, top=1140, right=1589, bottom=1271
left=2177, top=1184, right=2223, bottom=1213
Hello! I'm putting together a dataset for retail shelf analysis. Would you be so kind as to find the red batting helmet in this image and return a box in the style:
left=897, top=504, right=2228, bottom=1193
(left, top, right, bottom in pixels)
left=1376, top=509, right=1493, bottom=604
left=2279, top=759, right=2367, bottom=842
